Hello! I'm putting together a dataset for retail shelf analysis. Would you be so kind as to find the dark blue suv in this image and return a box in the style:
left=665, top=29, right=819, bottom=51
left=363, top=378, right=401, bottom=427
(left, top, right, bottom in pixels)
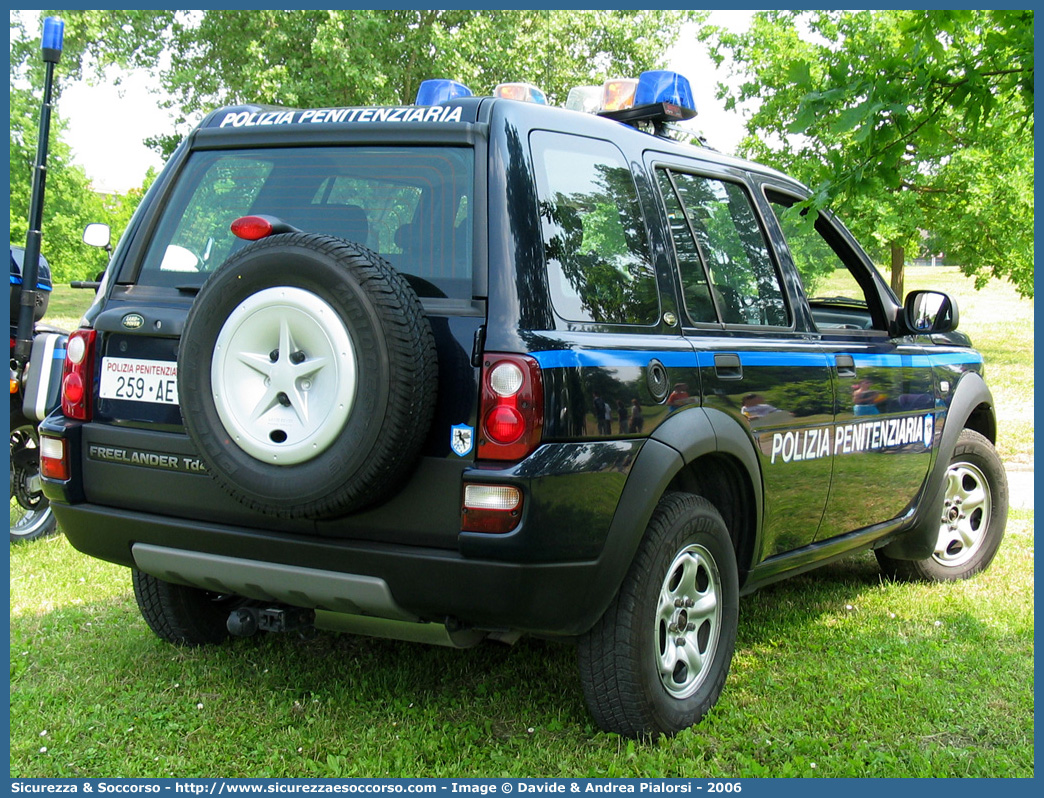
left=40, top=72, right=1007, bottom=737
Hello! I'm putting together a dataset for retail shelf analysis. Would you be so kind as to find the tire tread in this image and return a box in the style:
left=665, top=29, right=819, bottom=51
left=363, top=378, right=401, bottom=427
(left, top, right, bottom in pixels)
left=578, top=493, right=738, bottom=737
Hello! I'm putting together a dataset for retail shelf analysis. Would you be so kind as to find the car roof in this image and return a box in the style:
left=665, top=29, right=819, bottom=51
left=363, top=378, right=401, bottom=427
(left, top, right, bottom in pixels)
left=193, top=96, right=806, bottom=194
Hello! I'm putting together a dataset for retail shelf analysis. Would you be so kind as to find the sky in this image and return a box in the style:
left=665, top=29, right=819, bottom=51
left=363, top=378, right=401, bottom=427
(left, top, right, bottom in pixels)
left=55, top=11, right=754, bottom=195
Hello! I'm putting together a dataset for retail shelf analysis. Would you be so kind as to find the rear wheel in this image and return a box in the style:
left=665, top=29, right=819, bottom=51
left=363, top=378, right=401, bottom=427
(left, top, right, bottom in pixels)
left=578, top=493, right=739, bottom=737
left=132, top=569, right=247, bottom=646
left=877, top=429, right=1007, bottom=581
left=10, top=408, right=58, bottom=543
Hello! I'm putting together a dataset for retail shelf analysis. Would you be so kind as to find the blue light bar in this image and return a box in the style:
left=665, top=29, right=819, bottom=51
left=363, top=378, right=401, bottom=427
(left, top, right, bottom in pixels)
left=635, top=70, right=695, bottom=114
left=415, top=79, right=473, bottom=106
left=42, top=16, right=64, bottom=52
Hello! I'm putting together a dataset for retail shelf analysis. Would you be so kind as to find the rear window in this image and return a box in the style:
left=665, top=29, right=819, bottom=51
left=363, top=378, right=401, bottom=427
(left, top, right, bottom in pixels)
left=135, top=146, right=474, bottom=298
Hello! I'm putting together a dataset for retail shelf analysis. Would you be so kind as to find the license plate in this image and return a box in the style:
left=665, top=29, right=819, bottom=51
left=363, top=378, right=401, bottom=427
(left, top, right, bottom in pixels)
left=99, top=357, right=180, bottom=405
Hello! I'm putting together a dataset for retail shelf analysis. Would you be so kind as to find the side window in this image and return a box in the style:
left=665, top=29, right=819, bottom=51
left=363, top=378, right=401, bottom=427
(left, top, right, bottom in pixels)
left=656, top=170, right=717, bottom=323
left=767, top=192, right=885, bottom=332
left=531, top=131, right=658, bottom=325
left=667, top=171, right=789, bottom=327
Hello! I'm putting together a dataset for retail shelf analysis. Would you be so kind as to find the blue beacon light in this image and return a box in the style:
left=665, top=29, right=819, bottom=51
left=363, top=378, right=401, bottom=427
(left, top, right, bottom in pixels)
left=415, top=79, right=473, bottom=106
left=635, top=70, right=695, bottom=114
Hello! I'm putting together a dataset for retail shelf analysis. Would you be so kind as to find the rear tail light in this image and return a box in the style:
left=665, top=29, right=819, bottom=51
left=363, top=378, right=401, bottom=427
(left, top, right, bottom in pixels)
left=40, top=436, right=69, bottom=481
left=61, top=329, right=96, bottom=420
left=461, top=484, right=523, bottom=534
left=477, top=354, right=543, bottom=461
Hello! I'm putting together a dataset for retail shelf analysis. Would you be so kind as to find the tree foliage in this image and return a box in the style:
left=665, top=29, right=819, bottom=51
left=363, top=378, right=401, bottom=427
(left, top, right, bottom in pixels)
left=10, top=13, right=162, bottom=281
left=10, top=9, right=697, bottom=282
left=9, top=87, right=111, bottom=282
left=30, top=9, right=697, bottom=154
left=702, top=9, right=1034, bottom=298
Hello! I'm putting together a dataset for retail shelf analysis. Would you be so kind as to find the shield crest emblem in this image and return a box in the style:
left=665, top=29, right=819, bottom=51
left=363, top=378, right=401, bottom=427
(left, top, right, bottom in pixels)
left=922, top=413, right=934, bottom=448
left=451, top=424, right=474, bottom=457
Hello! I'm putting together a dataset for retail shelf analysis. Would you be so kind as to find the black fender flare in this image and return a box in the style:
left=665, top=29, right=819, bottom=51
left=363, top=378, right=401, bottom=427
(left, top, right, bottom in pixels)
left=581, top=407, right=764, bottom=632
left=880, top=371, right=996, bottom=560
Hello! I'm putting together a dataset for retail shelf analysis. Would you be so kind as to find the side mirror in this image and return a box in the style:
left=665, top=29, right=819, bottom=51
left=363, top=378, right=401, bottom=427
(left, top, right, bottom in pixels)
left=83, top=223, right=111, bottom=249
left=904, top=290, right=958, bottom=334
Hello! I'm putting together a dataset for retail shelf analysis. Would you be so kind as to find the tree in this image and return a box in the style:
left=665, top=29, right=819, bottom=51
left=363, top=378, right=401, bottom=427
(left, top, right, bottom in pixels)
left=702, top=10, right=1034, bottom=298
left=27, top=9, right=699, bottom=156
left=11, top=9, right=699, bottom=277
left=10, top=12, right=160, bottom=281
left=9, top=86, right=110, bottom=282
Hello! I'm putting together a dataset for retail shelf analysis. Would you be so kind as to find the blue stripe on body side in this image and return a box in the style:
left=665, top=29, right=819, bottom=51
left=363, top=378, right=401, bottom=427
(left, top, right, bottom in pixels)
left=529, top=348, right=983, bottom=370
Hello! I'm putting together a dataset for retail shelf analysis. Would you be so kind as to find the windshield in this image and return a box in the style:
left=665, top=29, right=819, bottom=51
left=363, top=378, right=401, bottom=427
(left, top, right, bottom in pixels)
left=135, top=146, right=474, bottom=299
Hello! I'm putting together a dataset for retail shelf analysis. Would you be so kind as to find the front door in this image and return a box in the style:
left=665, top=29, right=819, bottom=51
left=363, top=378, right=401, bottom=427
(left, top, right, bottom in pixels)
left=761, top=189, right=935, bottom=540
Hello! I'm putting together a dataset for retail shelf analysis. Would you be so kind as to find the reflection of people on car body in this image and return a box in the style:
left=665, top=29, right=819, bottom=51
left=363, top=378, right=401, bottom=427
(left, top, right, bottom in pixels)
left=852, top=378, right=886, bottom=415
left=592, top=391, right=612, bottom=434
left=741, top=393, right=783, bottom=419
left=666, top=382, right=691, bottom=413
left=628, top=398, right=644, bottom=432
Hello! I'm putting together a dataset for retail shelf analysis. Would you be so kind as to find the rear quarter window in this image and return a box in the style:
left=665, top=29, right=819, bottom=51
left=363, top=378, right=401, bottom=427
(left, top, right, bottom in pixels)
left=530, top=131, right=658, bottom=325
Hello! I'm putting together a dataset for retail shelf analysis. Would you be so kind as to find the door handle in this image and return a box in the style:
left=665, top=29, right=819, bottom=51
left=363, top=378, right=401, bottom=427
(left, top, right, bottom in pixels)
left=714, top=353, right=742, bottom=380
left=836, top=354, right=856, bottom=378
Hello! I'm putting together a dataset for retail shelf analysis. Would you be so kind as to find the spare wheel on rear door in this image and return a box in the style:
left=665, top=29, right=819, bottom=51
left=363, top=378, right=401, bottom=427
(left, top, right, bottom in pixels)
left=177, top=232, right=438, bottom=519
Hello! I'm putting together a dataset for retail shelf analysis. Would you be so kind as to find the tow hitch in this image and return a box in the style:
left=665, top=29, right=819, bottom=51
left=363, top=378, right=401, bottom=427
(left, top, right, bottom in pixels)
left=226, top=606, right=315, bottom=637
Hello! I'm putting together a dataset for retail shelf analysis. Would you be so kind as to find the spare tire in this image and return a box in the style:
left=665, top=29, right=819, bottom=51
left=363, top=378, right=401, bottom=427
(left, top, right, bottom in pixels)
left=178, top=233, right=437, bottom=519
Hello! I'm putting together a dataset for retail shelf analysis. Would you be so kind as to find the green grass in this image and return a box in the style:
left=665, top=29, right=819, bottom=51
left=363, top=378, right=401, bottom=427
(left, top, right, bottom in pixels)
left=12, top=269, right=1034, bottom=778
left=39, top=284, right=98, bottom=333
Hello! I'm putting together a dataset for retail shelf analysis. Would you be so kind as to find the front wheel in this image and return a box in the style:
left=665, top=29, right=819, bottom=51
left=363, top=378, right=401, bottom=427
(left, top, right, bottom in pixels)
left=877, top=428, right=1008, bottom=581
left=10, top=408, right=58, bottom=543
left=578, top=493, right=739, bottom=738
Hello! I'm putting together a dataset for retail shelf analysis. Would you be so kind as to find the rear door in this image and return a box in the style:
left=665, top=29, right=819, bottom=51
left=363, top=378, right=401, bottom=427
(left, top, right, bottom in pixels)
left=650, top=157, right=835, bottom=560
left=524, top=130, right=701, bottom=443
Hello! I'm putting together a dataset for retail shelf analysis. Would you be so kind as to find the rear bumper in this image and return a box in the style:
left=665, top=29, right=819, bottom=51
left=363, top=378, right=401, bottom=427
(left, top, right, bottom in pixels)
left=42, top=413, right=652, bottom=635
left=54, top=500, right=609, bottom=636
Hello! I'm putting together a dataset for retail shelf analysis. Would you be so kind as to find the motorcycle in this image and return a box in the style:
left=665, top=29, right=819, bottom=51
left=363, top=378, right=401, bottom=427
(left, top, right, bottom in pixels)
left=10, top=245, right=66, bottom=542
left=11, top=16, right=70, bottom=543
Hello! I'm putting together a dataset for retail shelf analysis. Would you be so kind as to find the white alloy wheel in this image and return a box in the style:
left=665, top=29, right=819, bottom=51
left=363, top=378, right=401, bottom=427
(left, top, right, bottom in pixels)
left=655, top=543, right=723, bottom=699
left=577, top=493, right=738, bottom=737
left=875, top=429, right=1007, bottom=583
left=212, top=286, right=356, bottom=464
left=933, top=459, right=992, bottom=568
